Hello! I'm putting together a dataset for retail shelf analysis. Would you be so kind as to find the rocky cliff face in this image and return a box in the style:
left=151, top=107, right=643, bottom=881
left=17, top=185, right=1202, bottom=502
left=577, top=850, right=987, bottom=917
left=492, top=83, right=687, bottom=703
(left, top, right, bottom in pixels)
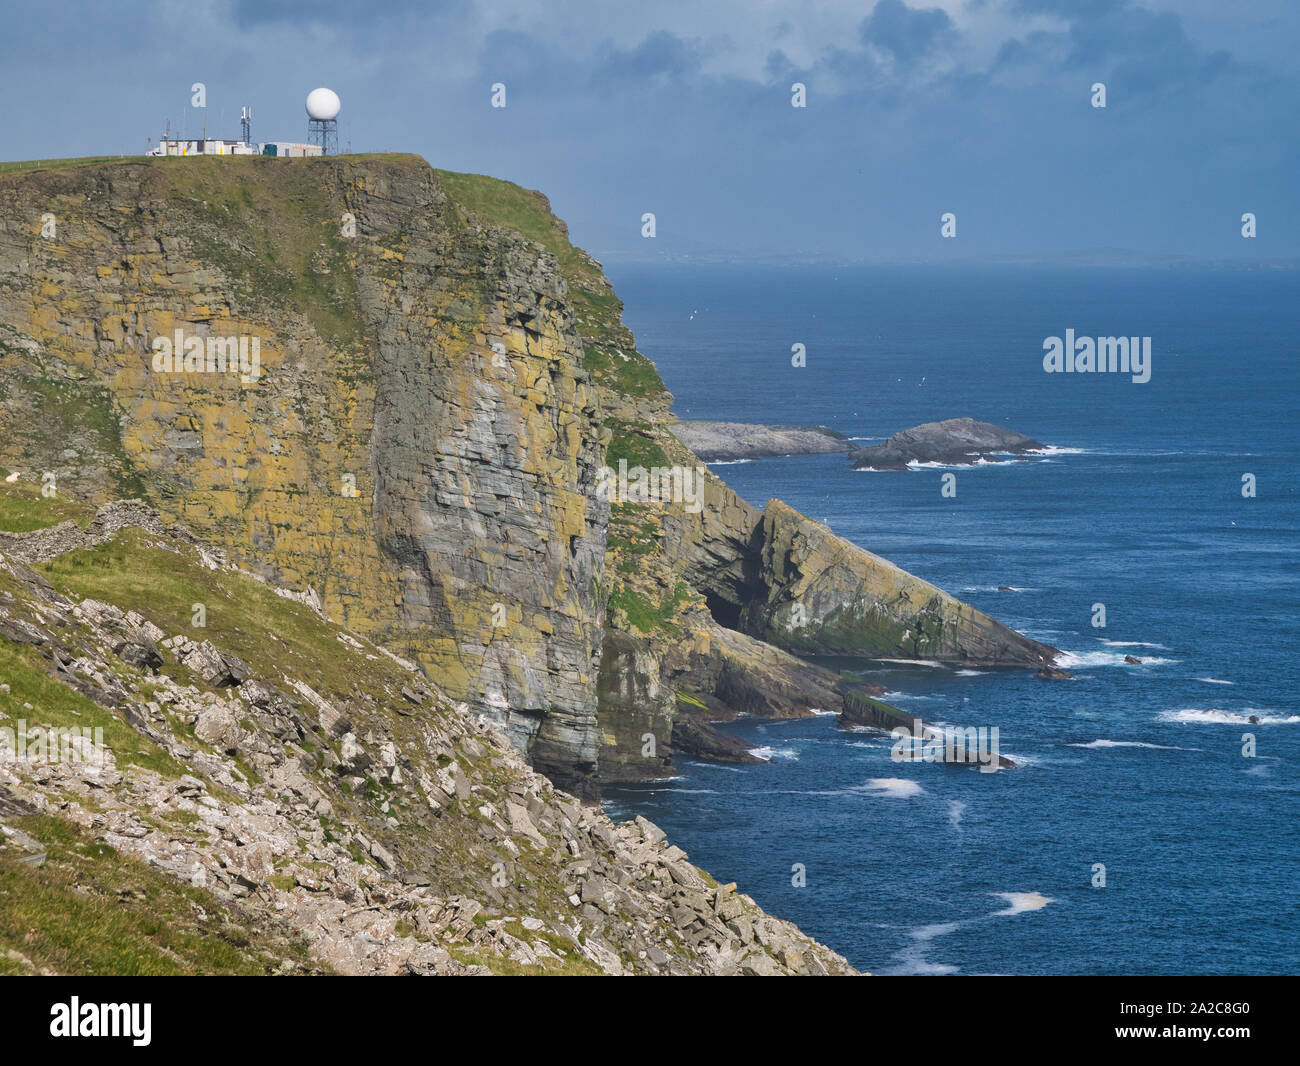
left=0, top=156, right=606, bottom=794
left=0, top=491, right=855, bottom=974
left=0, top=154, right=1053, bottom=794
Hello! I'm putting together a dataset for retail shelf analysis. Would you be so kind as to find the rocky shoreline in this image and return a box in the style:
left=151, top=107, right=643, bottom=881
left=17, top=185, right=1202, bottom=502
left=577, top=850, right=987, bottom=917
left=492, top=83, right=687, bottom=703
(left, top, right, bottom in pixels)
left=669, top=421, right=852, bottom=462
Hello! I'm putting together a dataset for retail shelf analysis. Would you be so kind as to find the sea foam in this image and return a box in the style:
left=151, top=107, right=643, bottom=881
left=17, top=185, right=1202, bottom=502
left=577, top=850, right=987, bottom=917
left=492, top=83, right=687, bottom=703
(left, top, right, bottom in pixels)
left=1158, top=708, right=1299, bottom=726
left=855, top=778, right=926, bottom=799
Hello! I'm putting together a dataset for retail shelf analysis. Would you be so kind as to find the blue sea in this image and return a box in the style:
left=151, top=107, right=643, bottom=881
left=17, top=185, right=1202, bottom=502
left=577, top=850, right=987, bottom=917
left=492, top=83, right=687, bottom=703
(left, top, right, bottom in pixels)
left=601, top=264, right=1299, bottom=975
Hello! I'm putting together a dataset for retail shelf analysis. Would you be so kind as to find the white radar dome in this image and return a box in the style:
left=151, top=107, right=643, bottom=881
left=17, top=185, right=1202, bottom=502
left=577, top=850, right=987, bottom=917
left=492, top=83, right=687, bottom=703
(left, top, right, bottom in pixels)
left=305, top=88, right=341, bottom=121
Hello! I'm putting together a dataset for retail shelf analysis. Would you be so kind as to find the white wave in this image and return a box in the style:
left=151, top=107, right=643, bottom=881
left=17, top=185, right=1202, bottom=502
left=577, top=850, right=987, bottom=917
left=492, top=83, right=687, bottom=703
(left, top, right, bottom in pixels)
left=683, top=761, right=748, bottom=773
left=1099, top=640, right=1170, bottom=650
left=1158, top=708, right=1300, bottom=726
left=883, top=889, right=1052, bottom=976
left=1057, top=649, right=1179, bottom=668
left=993, top=891, right=1054, bottom=916
left=1025, top=446, right=1087, bottom=456
left=1195, top=677, right=1235, bottom=685
left=878, top=658, right=946, bottom=668
left=1069, top=739, right=1198, bottom=751
left=748, top=746, right=800, bottom=761
left=954, top=669, right=988, bottom=677
left=962, top=585, right=1036, bottom=593
left=854, top=777, right=926, bottom=799
left=913, top=921, right=962, bottom=941
left=705, top=458, right=755, bottom=466
left=947, top=800, right=967, bottom=828
left=905, top=457, right=1010, bottom=470
left=807, top=707, right=837, bottom=717
left=882, top=953, right=960, bottom=976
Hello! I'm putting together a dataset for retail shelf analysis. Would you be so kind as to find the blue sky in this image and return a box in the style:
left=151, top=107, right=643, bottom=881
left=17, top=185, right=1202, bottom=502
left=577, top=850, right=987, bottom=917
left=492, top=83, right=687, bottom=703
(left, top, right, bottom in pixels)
left=3, top=0, right=1296, bottom=263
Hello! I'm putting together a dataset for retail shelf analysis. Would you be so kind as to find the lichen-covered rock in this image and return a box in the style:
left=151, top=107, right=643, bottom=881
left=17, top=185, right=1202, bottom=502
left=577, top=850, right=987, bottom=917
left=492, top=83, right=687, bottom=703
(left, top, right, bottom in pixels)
left=743, top=500, right=1056, bottom=664
left=0, top=153, right=1053, bottom=798
left=0, top=156, right=606, bottom=795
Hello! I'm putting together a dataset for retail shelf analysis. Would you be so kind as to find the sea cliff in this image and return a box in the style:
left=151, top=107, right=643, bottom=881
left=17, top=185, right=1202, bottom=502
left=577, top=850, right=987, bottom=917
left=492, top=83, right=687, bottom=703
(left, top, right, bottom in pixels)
left=0, top=154, right=1055, bottom=795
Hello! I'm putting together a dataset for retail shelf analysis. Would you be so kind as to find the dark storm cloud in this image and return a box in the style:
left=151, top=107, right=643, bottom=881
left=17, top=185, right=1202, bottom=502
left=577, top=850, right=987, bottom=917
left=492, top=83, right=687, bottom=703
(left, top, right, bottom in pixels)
left=591, top=30, right=710, bottom=87
left=859, top=0, right=954, bottom=64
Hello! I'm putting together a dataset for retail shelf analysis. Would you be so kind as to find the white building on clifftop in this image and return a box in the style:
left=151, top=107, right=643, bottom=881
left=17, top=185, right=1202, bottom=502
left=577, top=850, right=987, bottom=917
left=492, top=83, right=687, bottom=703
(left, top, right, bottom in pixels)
left=147, top=89, right=337, bottom=158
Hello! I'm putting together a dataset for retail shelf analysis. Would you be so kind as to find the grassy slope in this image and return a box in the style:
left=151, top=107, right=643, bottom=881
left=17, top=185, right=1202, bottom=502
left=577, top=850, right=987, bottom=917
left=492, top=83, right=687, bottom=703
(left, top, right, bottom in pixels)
left=0, top=478, right=608, bottom=974
left=0, top=815, right=323, bottom=975
left=35, top=527, right=413, bottom=710
left=0, top=157, right=132, bottom=177
left=0, top=468, right=95, bottom=533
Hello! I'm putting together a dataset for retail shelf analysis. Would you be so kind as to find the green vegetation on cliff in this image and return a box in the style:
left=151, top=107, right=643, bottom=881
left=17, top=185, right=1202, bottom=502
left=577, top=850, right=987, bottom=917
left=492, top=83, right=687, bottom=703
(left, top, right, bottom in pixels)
left=0, top=814, right=322, bottom=976
left=433, top=168, right=667, bottom=401
left=162, top=156, right=366, bottom=348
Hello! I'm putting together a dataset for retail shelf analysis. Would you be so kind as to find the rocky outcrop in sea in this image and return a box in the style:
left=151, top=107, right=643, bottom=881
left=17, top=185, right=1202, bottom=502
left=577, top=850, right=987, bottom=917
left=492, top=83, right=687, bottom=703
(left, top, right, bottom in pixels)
left=850, top=417, right=1044, bottom=470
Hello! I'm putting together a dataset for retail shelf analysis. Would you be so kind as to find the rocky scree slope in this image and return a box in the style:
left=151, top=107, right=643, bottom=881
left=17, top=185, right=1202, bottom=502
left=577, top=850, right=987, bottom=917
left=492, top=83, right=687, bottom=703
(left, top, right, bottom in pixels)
left=0, top=155, right=1054, bottom=792
left=0, top=485, right=855, bottom=975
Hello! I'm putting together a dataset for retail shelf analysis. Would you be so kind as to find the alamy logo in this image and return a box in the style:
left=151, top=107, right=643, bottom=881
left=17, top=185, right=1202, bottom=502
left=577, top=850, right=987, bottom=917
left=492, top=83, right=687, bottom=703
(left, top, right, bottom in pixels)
left=0, top=721, right=106, bottom=765
left=151, top=328, right=262, bottom=384
left=891, top=718, right=1003, bottom=774
left=596, top=460, right=706, bottom=514
left=1042, top=329, right=1151, bottom=383
left=50, top=998, right=151, bottom=1046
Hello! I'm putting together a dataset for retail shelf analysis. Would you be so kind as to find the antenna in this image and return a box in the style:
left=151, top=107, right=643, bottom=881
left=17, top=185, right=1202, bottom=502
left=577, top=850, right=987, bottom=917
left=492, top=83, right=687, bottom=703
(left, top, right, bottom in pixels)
left=241, top=106, right=252, bottom=146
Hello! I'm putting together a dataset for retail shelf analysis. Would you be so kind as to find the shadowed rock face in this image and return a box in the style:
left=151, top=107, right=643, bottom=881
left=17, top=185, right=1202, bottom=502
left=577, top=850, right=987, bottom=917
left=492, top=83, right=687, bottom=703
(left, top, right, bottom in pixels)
left=850, top=417, right=1044, bottom=470
left=0, top=154, right=1054, bottom=793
